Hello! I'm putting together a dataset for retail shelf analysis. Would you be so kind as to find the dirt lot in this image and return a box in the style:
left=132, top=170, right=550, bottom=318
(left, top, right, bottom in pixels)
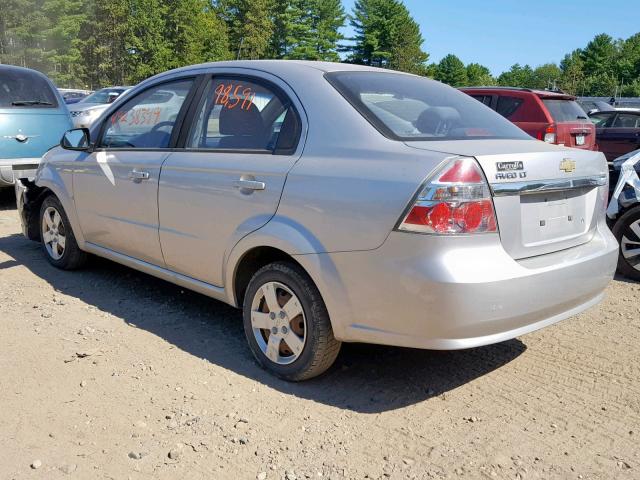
left=0, top=188, right=639, bottom=480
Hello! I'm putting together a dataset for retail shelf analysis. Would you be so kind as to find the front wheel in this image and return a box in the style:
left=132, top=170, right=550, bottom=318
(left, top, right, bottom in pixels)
left=612, top=206, right=640, bottom=281
left=40, top=195, right=88, bottom=270
left=243, top=262, right=341, bottom=381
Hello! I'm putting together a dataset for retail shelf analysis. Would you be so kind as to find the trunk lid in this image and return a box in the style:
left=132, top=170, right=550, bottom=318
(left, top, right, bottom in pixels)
left=405, top=139, right=608, bottom=259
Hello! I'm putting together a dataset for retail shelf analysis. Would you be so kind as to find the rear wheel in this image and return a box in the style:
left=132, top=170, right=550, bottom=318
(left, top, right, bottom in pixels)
left=39, top=195, right=87, bottom=270
left=243, top=262, right=341, bottom=381
left=612, top=206, right=640, bottom=281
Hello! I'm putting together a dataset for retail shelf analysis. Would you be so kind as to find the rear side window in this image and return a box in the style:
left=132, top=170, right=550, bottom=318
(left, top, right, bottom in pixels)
left=326, top=72, right=530, bottom=141
left=612, top=113, right=640, bottom=128
left=0, top=68, right=58, bottom=108
left=471, top=95, right=493, bottom=107
left=590, top=112, right=615, bottom=127
left=187, top=76, right=300, bottom=153
left=542, top=99, right=588, bottom=122
left=496, top=96, right=523, bottom=119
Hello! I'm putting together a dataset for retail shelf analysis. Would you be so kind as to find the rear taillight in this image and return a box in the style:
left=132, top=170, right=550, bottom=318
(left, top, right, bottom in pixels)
left=397, top=157, right=498, bottom=235
left=542, top=124, right=556, bottom=144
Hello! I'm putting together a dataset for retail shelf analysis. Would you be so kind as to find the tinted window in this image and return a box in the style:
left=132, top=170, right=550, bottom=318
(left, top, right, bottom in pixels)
left=326, top=72, right=530, bottom=141
left=82, top=88, right=127, bottom=104
left=100, top=79, right=193, bottom=149
left=542, top=99, right=588, bottom=122
left=496, top=96, right=523, bottom=119
left=187, top=77, right=296, bottom=151
left=0, top=68, right=58, bottom=108
left=590, top=112, right=614, bottom=127
left=612, top=113, right=640, bottom=128
left=471, top=95, right=493, bottom=107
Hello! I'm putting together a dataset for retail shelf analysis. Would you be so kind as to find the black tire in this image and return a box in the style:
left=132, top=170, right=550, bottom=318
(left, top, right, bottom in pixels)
left=612, top=205, right=640, bottom=281
left=243, top=261, right=341, bottom=381
left=39, top=195, right=88, bottom=270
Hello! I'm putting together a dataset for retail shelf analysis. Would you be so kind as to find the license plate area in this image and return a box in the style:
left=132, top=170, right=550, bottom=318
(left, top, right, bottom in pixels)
left=575, top=134, right=585, bottom=146
left=520, top=190, right=588, bottom=247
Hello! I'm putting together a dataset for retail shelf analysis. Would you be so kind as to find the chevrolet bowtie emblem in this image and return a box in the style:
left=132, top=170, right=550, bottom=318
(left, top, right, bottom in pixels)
left=559, top=158, right=576, bottom=173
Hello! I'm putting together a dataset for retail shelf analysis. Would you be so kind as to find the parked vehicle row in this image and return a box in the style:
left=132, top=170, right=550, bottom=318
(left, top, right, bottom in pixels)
left=461, top=87, right=596, bottom=150
left=15, top=61, right=617, bottom=381
left=58, top=88, right=93, bottom=104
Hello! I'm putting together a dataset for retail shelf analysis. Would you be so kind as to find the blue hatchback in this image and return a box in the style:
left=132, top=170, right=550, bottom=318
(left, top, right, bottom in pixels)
left=0, top=65, right=72, bottom=187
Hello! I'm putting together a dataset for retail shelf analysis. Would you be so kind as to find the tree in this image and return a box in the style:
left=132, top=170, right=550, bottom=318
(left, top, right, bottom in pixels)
left=222, top=0, right=274, bottom=59
left=531, top=63, right=562, bottom=90
left=348, top=0, right=428, bottom=74
left=581, top=33, right=617, bottom=76
left=310, top=0, right=346, bottom=61
left=497, top=63, right=534, bottom=88
left=465, top=63, right=494, bottom=86
left=559, top=50, right=585, bottom=95
left=164, top=0, right=230, bottom=67
left=434, top=54, right=467, bottom=86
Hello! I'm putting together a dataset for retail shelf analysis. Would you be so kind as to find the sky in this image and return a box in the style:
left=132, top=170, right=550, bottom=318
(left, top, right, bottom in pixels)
left=340, top=0, right=639, bottom=75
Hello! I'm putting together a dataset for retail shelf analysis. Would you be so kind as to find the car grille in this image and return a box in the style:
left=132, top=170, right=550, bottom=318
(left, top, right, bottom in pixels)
left=70, top=111, right=81, bottom=117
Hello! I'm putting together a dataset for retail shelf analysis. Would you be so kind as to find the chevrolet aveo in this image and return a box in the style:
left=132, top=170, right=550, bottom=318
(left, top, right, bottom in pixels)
left=16, top=61, right=618, bottom=381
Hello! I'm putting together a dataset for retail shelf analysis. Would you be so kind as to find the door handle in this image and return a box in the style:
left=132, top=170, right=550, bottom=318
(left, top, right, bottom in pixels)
left=129, top=169, right=150, bottom=182
left=234, top=178, right=266, bottom=191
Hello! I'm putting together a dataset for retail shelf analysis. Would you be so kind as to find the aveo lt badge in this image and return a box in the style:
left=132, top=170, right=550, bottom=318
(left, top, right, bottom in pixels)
left=559, top=158, right=576, bottom=173
left=495, top=161, right=526, bottom=180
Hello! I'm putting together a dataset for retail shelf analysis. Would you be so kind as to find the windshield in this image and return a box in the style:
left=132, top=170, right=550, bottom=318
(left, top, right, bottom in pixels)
left=82, top=88, right=126, bottom=104
left=326, top=71, right=530, bottom=141
left=542, top=99, right=588, bottom=122
left=0, top=68, right=58, bottom=108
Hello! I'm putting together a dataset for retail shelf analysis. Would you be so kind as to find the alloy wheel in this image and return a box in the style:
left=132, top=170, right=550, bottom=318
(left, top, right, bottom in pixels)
left=42, top=206, right=66, bottom=260
left=621, top=219, right=640, bottom=271
left=250, top=281, right=307, bottom=365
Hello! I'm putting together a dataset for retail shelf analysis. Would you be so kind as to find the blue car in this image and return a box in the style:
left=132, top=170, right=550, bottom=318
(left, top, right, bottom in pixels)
left=0, top=65, right=72, bottom=187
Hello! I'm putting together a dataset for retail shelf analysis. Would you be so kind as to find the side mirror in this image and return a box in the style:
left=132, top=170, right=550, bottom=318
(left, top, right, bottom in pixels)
left=61, top=128, right=90, bottom=151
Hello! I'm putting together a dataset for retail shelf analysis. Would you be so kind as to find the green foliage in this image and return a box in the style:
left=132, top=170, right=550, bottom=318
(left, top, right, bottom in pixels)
left=434, top=54, right=467, bottom=87
left=269, top=0, right=345, bottom=61
left=348, top=0, right=428, bottom=74
left=465, top=63, right=494, bottom=86
left=0, top=0, right=638, bottom=100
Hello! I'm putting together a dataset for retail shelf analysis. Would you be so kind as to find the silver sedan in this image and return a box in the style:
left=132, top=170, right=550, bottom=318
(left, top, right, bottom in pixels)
left=16, top=61, right=618, bottom=380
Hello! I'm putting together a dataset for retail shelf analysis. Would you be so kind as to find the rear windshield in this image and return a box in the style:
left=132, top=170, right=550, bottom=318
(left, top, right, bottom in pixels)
left=542, top=99, right=588, bottom=122
left=0, top=68, right=58, bottom=108
left=326, top=71, right=530, bottom=141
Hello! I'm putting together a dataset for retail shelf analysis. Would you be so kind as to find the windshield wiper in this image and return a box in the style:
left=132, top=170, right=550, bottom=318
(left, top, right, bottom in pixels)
left=576, top=115, right=587, bottom=120
left=11, top=100, right=54, bottom=106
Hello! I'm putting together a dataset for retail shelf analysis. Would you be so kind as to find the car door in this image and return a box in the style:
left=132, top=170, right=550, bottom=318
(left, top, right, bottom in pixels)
left=602, top=112, right=640, bottom=160
left=73, top=78, right=196, bottom=265
left=158, top=72, right=304, bottom=286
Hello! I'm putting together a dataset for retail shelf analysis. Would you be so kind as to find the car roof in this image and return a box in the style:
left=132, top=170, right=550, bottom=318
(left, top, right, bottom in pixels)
left=461, top=86, right=576, bottom=100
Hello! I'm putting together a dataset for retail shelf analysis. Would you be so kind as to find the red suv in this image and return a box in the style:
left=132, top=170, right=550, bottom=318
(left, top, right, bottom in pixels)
left=461, top=87, right=596, bottom=150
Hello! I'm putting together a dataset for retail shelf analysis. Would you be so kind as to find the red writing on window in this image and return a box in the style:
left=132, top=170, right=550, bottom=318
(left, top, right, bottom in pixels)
left=214, top=83, right=256, bottom=111
left=111, top=107, right=162, bottom=127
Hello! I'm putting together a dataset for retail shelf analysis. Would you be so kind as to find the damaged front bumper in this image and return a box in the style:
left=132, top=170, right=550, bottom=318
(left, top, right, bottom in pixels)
left=13, top=163, right=43, bottom=241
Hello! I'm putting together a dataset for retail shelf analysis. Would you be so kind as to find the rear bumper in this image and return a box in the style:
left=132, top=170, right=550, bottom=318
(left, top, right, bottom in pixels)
left=319, top=224, right=618, bottom=349
left=0, top=158, right=40, bottom=186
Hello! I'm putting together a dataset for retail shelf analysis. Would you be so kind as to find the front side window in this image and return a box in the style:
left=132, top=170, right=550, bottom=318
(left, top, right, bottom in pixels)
left=100, top=79, right=193, bottom=149
left=187, top=77, right=297, bottom=152
left=0, top=68, right=58, bottom=108
left=326, top=72, right=530, bottom=141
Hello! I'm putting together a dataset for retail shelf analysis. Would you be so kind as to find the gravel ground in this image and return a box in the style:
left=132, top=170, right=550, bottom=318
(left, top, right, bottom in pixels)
left=0, top=188, right=639, bottom=480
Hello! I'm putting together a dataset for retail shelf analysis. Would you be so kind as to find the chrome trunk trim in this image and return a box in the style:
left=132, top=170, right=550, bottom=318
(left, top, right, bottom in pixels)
left=491, top=174, right=607, bottom=197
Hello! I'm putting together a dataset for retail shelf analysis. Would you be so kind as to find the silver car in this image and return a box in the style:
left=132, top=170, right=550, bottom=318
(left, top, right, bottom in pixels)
left=16, top=61, right=618, bottom=381
left=68, top=86, right=132, bottom=128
